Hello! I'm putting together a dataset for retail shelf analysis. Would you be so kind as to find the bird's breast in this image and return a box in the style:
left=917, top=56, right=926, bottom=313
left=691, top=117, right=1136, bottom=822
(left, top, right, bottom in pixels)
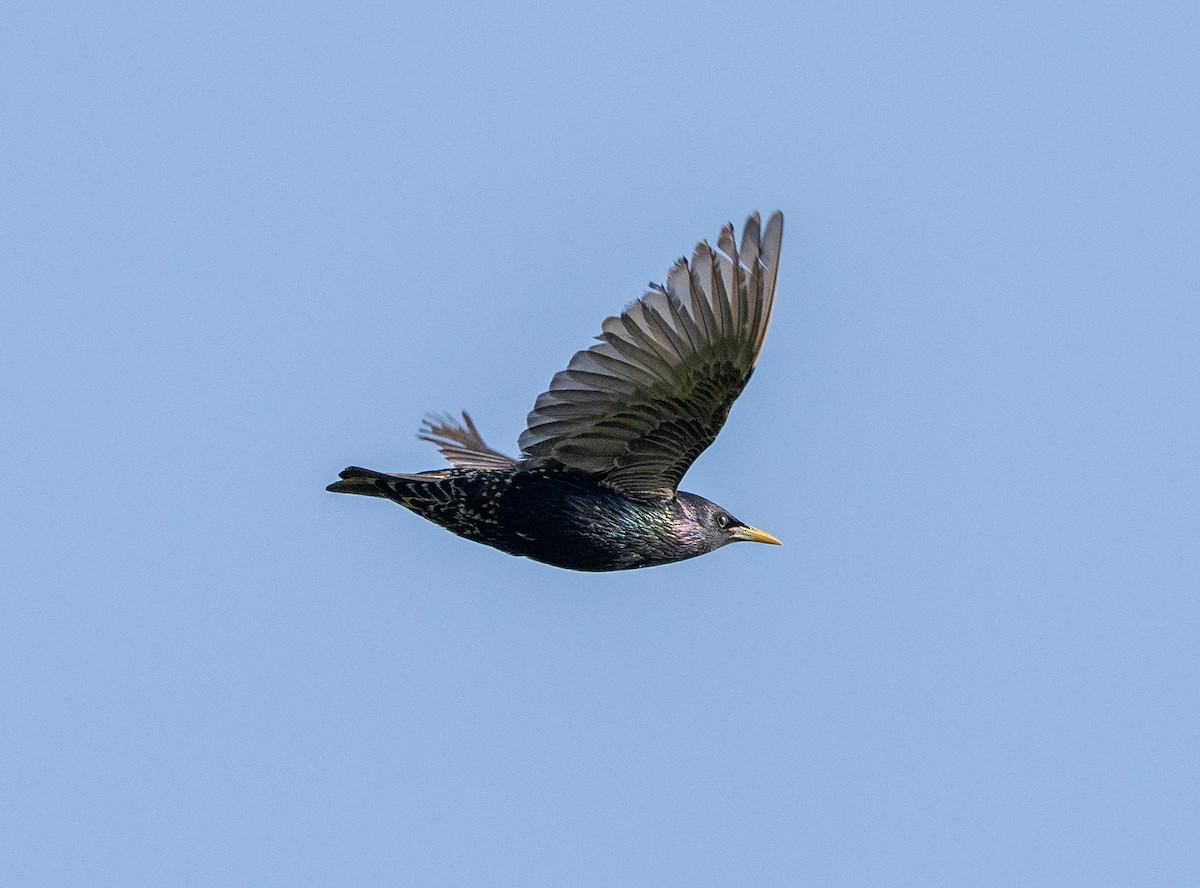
left=487, top=469, right=683, bottom=571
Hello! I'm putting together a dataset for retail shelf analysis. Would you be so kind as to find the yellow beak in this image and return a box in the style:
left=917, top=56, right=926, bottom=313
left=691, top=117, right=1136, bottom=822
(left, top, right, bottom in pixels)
left=730, top=524, right=782, bottom=546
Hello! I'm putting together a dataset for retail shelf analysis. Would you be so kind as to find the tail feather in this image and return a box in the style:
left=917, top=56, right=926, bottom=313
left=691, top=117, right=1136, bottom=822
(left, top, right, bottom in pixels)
left=326, top=466, right=391, bottom=497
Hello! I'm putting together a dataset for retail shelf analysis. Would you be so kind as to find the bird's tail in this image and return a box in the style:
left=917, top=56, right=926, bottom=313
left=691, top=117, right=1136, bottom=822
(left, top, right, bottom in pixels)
left=326, top=466, right=391, bottom=497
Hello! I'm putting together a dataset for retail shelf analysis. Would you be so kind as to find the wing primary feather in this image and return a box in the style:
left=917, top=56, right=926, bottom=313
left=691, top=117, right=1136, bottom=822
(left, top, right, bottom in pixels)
left=641, top=295, right=691, bottom=362
left=618, top=311, right=682, bottom=371
left=756, top=211, right=784, bottom=355
left=663, top=286, right=702, bottom=353
left=717, top=222, right=743, bottom=329
left=688, top=251, right=717, bottom=342
left=666, top=258, right=691, bottom=309
left=739, top=212, right=761, bottom=270
left=623, top=300, right=677, bottom=359
left=600, top=329, right=675, bottom=379
left=710, top=247, right=735, bottom=338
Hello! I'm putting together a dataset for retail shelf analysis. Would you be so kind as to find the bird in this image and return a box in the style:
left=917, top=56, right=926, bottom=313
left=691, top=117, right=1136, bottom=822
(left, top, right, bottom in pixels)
left=327, top=210, right=785, bottom=572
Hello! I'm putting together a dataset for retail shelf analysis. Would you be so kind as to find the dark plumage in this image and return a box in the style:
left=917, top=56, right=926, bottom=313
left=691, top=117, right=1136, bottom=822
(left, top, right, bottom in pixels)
left=328, top=211, right=785, bottom=571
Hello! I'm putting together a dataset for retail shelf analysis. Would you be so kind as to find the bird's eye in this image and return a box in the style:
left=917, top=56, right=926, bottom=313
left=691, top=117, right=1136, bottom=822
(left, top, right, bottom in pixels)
left=716, top=513, right=731, bottom=529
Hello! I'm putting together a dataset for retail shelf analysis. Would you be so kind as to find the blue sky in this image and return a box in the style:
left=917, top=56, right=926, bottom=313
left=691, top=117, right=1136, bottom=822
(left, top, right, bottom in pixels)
left=3, top=1, right=1198, bottom=885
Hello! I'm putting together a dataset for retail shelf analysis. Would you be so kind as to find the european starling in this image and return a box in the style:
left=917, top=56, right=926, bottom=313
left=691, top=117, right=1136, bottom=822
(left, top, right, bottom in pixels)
left=328, top=211, right=784, bottom=571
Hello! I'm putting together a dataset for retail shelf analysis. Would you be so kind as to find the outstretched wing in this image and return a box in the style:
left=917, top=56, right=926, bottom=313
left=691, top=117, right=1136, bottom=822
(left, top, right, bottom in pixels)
left=517, top=211, right=783, bottom=500
left=419, top=411, right=517, bottom=470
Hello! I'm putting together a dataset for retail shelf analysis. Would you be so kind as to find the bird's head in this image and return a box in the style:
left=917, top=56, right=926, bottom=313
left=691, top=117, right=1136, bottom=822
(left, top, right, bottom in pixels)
left=675, top=492, right=782, bottom=554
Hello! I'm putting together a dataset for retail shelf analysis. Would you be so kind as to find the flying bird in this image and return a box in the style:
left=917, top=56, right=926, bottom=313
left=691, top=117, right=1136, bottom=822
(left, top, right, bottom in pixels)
left=328, top=211, right=784, bottom=571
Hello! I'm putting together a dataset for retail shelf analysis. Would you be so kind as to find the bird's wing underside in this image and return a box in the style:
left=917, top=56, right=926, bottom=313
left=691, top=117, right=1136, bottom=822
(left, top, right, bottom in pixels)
left=518, top=211, right=783, bottom=501
left=419, top=411, right=518, bottom=470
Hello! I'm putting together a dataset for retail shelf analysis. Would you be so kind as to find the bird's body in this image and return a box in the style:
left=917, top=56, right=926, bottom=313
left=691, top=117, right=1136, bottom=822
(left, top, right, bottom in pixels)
left=332, top=464, right=745, bottom=571
left=328, top=211, right=785, bottom=572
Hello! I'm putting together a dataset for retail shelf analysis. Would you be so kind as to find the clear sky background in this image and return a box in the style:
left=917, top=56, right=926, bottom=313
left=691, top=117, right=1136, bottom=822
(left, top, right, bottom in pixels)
left=3, top=1, right=1198, bottom=885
